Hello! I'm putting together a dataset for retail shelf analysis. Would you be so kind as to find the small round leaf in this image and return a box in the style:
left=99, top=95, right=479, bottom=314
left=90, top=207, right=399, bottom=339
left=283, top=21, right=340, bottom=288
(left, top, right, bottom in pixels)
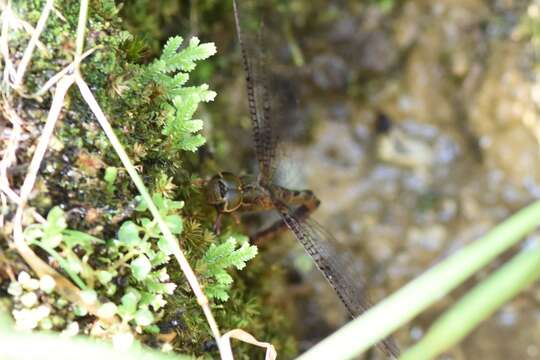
left=131, top=255, right=152, bottom=281
left=118, top=221, right=141, bottom=245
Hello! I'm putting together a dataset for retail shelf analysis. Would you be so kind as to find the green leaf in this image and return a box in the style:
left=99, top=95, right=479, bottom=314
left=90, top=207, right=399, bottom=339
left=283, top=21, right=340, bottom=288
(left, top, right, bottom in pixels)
left=144, top=324, right=160, bottom=334
left=97, top=270, right=115, bottom=285
left=152, top=193, right=166, bottom=211
left=141, top=218, right=160, bottom=238
left=143, top=276, right=167, bottom=294
left=151, top=252, right=169, bottom=268
left=233, top=242, right=258, bottom=270
left=161, top=36, right=183, bottom=62
left=119, top=291, right=139, bottom=317
left=203, top=237, right=258, bottom=273
left=200, top=236, right=258, bottom=301
left=131, top=255, right=152, bottom=281
left=97, top=302, right=118, bottom=319
left=46, top=207, right=67, bottom=233
left=134, top=307, right=154, bottom=326
left=23, top=225, right=43, bottom=243
left=165, top=214, right=183, bottom=234
left=214, top=271, right=233, bottom=285
left=104, top=167, right=118, bottom=193
left=184, top=119, right=203, bottom=133
left=62, top=230, right=104, bottom=252
left=39, top=207, right=67, bottom=248
left=149, top=293, right=167, bottom=310
left=155, top=36, right=216, bottom=73
left=41, top=233, right=63, bottom=249
left=177, top=134, right=206, bottom=152
left=73, top=306, right=88, bottom=317
left=165, top=199, right=184, bottom=211
left=118, top=221, right=141, bottom=245
left=205, top=283, right=230, bottom=302
left=157, top=237, right=174, bottom=256
left=104, top=166, right=117, bottom=184
left=142, top=35, right=217, bottom=153
left=65, top=257, right=83, bottom=274
left=134, top=195, right=147, bottom=212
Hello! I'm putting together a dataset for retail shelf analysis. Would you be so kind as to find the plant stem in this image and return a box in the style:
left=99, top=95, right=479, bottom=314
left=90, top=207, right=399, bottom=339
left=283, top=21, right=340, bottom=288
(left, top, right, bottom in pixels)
left=75, top=76, right=226, bottom=358
left=31, top=241, right=87, bottom=289
left=297, top=200, right=540, bottom=360
left=401, top=248, right=540, bottom=360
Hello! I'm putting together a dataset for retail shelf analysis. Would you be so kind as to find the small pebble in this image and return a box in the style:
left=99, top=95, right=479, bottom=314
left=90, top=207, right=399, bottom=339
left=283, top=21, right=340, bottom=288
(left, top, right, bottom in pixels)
left=97, top=302, right=117, bottom=319
left=18, top=272, right=40, bottom=291
left=80, top=289, right=97, bottom=305
left=35, top=305, right=51, bottom=319
left=20, top=292, right=38, bottom=308
left=13, top=309, right=38, bottom=331
left=17, top=271, right=31, bottom=285
left=7, top=282, right=23, bottom=297
left=62, top=321, right=80, bottom=337
left=39, top=317, right=53, bottom=330
left=39, top=275, right=56, bottom=293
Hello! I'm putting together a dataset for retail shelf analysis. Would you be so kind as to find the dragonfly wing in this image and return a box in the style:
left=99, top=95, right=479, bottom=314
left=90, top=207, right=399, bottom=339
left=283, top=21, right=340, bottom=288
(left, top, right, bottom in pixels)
left=232, top=0, right=277, bottom=182
left=273, top=200, right=400, bottom=358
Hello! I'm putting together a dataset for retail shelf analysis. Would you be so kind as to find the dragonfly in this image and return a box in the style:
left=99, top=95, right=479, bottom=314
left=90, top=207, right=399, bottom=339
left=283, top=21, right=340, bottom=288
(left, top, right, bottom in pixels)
left=205, top=0, right=399, bottom=357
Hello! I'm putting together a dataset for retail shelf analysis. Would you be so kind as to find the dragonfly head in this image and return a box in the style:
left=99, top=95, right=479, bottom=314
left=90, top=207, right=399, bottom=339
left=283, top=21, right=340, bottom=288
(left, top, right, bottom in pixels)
left=206, top=172, right=243, bottom=212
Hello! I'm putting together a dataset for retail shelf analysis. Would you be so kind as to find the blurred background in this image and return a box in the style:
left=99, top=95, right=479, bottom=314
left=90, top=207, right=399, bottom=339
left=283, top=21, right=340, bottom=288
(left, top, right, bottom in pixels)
left=122, top=0, right=540, bottom=358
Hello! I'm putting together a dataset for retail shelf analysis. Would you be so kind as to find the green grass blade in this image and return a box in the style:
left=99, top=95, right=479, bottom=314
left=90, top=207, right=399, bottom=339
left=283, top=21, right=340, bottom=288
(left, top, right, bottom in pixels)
left=296, top=200, right=540, bottom=360
left=401, top=248, right=540, bottom=360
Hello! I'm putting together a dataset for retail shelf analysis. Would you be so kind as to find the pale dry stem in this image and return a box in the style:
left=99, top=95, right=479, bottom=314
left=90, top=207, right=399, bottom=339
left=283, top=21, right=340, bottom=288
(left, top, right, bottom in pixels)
left=0, top=0, right=48, bottom=53
left=13, top=0, right=54, bottom=87
left=1, top=0, right=107, bottom=323
left=30, top=47, right=97, bottom=99
left=76, top=75, right=228, bottom=358
left=0, top=100, right=22, bottom=205
left=10, top=74, right=101, bottom=315
left=1, top=1, right=17, bottom=84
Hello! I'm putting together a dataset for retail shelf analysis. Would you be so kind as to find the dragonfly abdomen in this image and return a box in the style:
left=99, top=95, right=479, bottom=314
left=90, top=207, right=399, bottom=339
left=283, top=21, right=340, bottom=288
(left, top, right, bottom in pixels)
left=272, top=186, right=320, bottom=211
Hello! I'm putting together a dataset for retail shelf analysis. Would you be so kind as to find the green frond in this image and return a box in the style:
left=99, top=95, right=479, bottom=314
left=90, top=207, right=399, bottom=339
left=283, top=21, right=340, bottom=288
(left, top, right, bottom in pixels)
left=199, top=236, right=258, bottom=301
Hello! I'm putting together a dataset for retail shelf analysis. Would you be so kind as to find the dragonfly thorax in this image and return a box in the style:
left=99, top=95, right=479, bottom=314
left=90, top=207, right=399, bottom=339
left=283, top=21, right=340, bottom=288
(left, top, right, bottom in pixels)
left=206, top=172, right=243, bottom=212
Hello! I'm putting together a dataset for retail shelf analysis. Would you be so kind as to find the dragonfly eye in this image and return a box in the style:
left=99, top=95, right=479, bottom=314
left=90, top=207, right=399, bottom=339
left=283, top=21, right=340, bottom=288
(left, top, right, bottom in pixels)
left=217, top=179, right=227, bottom=198
left=222, top=188, right=242, bottom=212
left=206, top=173, right=243, bottom=213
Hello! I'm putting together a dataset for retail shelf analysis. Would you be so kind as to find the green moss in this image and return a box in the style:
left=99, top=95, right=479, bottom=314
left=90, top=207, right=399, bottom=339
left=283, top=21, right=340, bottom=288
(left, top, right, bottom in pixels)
left=1, top=0, right=296, bottom=358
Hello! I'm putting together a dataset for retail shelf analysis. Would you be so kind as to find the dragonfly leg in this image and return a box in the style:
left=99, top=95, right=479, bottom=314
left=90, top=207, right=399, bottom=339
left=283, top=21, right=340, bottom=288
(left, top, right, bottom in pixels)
left=213, top=212, right=223, bottom=235
left=231, top=211, right=241, bottom=225
left=250, top=189, right=320, bottom=245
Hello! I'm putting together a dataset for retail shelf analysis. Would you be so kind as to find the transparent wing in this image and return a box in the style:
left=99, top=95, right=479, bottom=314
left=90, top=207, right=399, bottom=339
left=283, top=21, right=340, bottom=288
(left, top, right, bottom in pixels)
left=273, top=201, right=400, bottom=358
left=232, top=0, right=277, bottom=183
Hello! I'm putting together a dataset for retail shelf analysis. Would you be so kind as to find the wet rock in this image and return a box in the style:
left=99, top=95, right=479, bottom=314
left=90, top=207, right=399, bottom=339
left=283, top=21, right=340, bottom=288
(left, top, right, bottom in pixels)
left=469, top=43, right=539, bottom=191
left=310, top=54, right=349, bottom=91
left=356, top=31, right=398, bottom=75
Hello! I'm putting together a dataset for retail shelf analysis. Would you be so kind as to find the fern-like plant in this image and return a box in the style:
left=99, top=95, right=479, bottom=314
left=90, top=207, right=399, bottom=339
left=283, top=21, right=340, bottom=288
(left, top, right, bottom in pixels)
left=143, top=36, right=217, bottom=152
left=198, top=236, right=258, bottom=302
